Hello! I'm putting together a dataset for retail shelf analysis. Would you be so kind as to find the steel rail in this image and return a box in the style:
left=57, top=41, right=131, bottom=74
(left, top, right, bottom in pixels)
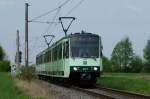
left=70, top=86, right=116, bottom=99
left=97, top=87, right=150, bottom=99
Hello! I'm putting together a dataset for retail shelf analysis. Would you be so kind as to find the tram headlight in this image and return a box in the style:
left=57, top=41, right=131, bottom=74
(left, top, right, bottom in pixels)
left=93, top=67, right=98, bottom=71
left=73, top=67, right=78, bottom=71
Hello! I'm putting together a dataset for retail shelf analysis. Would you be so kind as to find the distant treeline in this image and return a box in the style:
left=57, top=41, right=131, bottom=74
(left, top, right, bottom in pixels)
left=0, top=45, right=10, bottom=72
left=103, top=37, right=150, bottom=73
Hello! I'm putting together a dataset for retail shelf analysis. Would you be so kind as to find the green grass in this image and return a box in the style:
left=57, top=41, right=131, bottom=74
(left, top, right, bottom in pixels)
left=0, top=72, right=44, bottom=99
left=97, top=73, right=150, bottom=95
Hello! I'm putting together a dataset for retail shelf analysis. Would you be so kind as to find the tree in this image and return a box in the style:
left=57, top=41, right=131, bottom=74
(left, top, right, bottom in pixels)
left=130, top=55, right=143, bottom=73
left=0, top=45, right=10, bottom=72
left=0, top=61, right=10, bottom=72
left=143, top=39, right=150, bottom=72
left=111, top=37, right=134, bottom=72
left=0, top=46, right=5, bottom=61
left=143, top=39, right=150, bottom=64
left=102, top=56, right=112, bottom=72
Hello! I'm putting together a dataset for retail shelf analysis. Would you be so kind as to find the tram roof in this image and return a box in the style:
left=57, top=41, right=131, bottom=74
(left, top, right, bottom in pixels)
left=36, top=32, right=100, bottom=57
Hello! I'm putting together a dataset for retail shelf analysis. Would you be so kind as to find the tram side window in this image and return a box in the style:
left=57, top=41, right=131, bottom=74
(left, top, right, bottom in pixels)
left=38, top=57, right=40, bottom=64
left=55, top=47, right=57, bottom=61
left=52, top=49, right=54, bottom=62
left=56, top=46, right=58, bottom=60
left=56, top=46, right=59, bottom=60
left=42, top=55, right=44, bottom=63
left=38, top=56, right=41, bottom=64
left=44, top=54, right=46, bottom=63
left=66, top=41, right=69, bottom=58
left=63, top=43, right=65, bottom=58
left=58, top=44, right=62, bottom=59
left=41, top=56, right=42, bottom=63
left=37, top=57, right=39, bottom=64
left=47, top=52, right=49, bottom=62
left=39, top=56, right=41, bottom=64
left=54, top=47, right=57, bottom=61
left=49, top=50, right=51, bottom=62
left=47, top=51, right=49, bottom=62
left=63, top=41, right=69, bottom=58
left=36, top=57, right=38, bottom=64
left=41, top=55, right=44, bottom=64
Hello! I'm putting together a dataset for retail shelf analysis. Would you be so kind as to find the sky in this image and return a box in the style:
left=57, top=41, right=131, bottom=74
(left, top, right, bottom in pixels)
left=0, top=0, right=150, bottom=64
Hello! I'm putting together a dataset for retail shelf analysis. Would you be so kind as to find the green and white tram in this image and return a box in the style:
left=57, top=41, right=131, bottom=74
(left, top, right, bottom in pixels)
left=36, top=32, right=103, bottom=85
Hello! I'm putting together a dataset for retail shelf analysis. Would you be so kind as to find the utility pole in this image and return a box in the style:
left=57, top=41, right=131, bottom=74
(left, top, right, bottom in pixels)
left=25, top=3, right=29, bottom=67
left=16, top=30, right=20, bottom=70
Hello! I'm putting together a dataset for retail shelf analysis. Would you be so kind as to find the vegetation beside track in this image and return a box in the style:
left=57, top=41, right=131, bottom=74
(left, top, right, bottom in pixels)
left=97, top=73, right=150, bottom=95
left=0, top=72, right=44, bottom=99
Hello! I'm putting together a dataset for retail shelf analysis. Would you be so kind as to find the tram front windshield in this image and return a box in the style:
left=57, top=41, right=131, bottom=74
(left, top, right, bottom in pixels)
left=71, top=35, right=99, bottom=58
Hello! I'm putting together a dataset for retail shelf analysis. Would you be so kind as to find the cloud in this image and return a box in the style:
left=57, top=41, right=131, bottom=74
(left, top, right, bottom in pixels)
left=126, top=5, right=142, bottom=14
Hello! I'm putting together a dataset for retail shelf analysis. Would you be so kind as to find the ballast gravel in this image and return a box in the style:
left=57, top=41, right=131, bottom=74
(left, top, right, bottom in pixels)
left=35, top=80, right=100, bottom=99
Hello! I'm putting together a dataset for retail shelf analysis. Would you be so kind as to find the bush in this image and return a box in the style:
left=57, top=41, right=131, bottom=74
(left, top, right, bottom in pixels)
left=17, top=66, right=37, bottom=81
left=0, top=60, right=10, bottom=72
left=102, top=56, right=112, bottom=72
left=129, top=56, right=143, bottom=73
left=142, top=63, right=150, bottom=73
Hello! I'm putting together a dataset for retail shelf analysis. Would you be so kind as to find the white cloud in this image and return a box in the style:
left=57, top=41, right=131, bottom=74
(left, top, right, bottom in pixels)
left=126, top=5, right=142, bottom=14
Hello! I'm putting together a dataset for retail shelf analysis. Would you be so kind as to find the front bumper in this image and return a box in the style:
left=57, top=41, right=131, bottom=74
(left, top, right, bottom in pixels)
left=70, top=66, right=100, bottom=80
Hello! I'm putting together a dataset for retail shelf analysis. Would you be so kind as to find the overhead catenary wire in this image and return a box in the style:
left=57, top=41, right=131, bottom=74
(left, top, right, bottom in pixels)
left=30, top=8, right=59, bottom=21
left=28, top=0, right=76, bottom=63
left=49, top=22, right=59, bottom=34
left=30, top=0, right=86, bottom=56
left=29, top=0, right=85, bottom=49
left=65, top=0, right=85, bottom=16
left=45, top=0, right=85, bottom=37
left=29, top=20, right=60, bottom=24
left=40, top=8, right=61, bottom=49
left=44, top=7, right=61, bottom=35
left=30, top=0, right=72, bottom=21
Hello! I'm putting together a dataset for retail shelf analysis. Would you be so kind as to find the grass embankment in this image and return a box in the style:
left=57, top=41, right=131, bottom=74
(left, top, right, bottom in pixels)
left=0, top=72, right=43, bottom=99
left=97, top=73, right=150, bottom=95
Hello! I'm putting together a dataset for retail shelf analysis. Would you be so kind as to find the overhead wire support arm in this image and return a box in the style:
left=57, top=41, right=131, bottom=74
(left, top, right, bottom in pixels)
left=43, top=35, right=55, bottom=48
left=59, top=17, right=76, bottom=36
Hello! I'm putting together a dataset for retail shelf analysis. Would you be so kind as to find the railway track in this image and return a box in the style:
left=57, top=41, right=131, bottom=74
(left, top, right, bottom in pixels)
left=40, top=77, right=150, bottom=99
left=96, top=87, right=150, bottom=99
left=70, top=86, right=150, bottom=99
left=70, top=86, right=115, bottom=99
